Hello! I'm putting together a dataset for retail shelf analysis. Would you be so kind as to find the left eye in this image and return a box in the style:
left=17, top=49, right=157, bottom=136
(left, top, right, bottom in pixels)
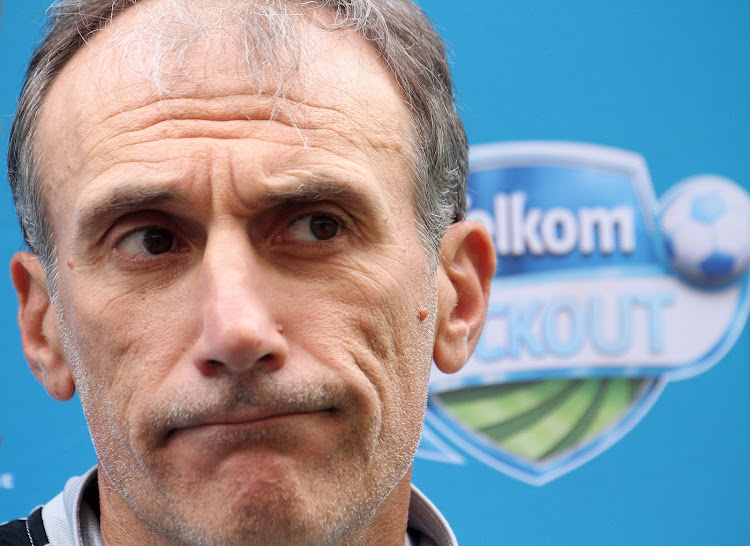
left=117, top=227, right=178, bottom=256
left=286, top=214, right=340, bottom=241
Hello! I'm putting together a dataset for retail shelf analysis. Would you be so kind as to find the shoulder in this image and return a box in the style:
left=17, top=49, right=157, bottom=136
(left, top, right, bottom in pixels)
left=0, top=517, right=31, bottom=545
left=0, top=507, right=48, bottom=545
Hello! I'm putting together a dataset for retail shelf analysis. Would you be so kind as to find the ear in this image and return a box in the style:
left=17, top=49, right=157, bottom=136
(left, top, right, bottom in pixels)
left=10, top=251, right=74, bottom=401
left=433, top=221, right=496, bottom=374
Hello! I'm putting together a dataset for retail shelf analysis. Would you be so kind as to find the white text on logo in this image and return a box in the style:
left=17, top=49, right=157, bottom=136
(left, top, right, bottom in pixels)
left=468, top=192, right=636, bottom=257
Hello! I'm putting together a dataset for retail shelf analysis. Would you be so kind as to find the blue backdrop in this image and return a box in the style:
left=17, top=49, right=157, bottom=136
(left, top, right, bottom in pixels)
left=1, top=2, right=748, bottom=544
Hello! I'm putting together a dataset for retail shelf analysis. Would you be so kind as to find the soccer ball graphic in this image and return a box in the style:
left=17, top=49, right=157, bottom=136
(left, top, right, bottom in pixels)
left=659, top=175, right=750, bottom=286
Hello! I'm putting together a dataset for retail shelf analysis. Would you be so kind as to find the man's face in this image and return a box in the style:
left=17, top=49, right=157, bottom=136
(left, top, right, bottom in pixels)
left=34, top=6, right=439, bottom=545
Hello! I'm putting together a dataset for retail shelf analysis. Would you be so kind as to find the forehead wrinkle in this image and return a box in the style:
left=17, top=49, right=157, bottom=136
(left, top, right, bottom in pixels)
left=77, top=130, right=394, bottom=199
left=77, top=96, right=410, bottom=189
left=75, top=94, right=285, bottom=170
left=296, top=97, right=413, bottom=157
left=84, top=88, right=407, bottom=148
left=75, top=155, right=193, bottom=206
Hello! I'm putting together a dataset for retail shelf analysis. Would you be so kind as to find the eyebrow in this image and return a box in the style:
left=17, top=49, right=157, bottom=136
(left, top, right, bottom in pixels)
left=75, top=186, right=188, bottom=243
left=74, top=176, right=386, bottom=243
left=257, top=177, right=384, bottom=219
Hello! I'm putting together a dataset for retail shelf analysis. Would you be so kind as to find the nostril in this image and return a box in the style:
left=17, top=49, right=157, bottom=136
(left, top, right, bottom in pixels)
left=197, top=359, right=224, bottom=376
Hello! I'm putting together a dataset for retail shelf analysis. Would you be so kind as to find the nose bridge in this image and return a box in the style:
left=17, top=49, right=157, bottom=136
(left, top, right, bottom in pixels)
left=196, top=224, right=286, bottom=374
left=203, top=225, right=258, bottom=305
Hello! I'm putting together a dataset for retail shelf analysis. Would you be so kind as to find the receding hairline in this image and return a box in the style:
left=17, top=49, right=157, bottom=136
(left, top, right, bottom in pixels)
left=33, top=0, right=420, bottom=195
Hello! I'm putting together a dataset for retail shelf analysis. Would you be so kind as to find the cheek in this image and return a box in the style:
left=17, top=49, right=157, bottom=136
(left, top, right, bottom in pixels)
left=61, top=277, right=197, bottom=431
left=284, top=262, right=436, bottom=433
left=72, top=297, right=189, bottom=378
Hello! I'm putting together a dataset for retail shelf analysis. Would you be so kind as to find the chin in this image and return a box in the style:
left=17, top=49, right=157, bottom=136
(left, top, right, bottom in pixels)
left=132, top=461, right=361, bottom=546
left=154, top=496, right=357, bottom=546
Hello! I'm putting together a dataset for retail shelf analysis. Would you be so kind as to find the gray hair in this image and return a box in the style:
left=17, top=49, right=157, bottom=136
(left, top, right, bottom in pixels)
left=7, top=0, right=467, bottom=289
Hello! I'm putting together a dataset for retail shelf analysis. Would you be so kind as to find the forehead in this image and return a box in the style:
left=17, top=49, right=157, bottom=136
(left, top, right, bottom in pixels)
left=36, top=1, right=415, bottom=222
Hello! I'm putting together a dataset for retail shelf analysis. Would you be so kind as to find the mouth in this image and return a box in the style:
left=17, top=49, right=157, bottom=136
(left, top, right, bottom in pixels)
left=153, top=381, right=352, bottom=447
left=166, top=407, right=339, bottom=439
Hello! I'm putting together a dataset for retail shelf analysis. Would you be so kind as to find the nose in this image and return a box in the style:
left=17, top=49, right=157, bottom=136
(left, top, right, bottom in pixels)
left=192, top=226, right=288, bottom=376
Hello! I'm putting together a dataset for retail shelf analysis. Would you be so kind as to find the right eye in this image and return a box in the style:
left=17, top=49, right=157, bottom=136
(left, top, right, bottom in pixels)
left=116, top=226, right=179, bottom=257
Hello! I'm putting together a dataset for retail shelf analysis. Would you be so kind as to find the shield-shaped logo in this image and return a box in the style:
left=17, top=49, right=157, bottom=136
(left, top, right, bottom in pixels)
left=417, top=141, right=750, bottom=485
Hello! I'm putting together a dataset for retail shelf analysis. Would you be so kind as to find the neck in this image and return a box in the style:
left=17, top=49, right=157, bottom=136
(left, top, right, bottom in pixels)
left=344, top=470, right=415, bottom=546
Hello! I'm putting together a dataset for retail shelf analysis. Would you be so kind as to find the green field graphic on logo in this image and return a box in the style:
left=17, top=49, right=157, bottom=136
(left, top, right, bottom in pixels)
left=436, top=378, right=649, bottom=463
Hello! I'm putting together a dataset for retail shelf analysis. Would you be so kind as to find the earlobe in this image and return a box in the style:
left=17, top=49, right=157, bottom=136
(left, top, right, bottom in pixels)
left=10, top=251, right=74, bottom=401
left=433, top=221, right=496, bottom=374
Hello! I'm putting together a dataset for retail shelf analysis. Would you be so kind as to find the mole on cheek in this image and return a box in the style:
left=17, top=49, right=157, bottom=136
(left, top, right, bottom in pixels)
left=418, top=309, right=428, bottom=322
left=67, top=260, right=74, bottom=269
